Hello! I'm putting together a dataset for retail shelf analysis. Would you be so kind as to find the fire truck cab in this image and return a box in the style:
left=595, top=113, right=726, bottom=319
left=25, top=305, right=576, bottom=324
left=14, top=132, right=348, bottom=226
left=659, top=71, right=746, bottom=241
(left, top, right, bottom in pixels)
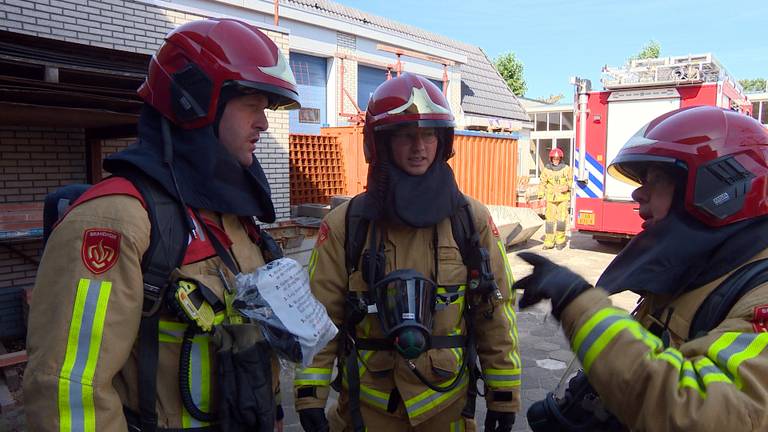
left=572, top=53, right=751, bottom=241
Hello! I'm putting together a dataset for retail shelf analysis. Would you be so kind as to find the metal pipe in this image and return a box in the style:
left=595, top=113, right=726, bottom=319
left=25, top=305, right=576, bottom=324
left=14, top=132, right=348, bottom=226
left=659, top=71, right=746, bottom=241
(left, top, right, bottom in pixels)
left=274, top=0, right=279, bottom=26
left=574, top=77, right=590, bottom=182
left=442, top=64, right=448, bottom=95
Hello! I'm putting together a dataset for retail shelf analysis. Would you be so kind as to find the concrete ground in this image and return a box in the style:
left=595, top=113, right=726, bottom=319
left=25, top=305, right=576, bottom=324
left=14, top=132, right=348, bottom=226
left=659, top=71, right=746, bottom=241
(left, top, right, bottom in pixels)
left=1, top=231, right=634, bottom=432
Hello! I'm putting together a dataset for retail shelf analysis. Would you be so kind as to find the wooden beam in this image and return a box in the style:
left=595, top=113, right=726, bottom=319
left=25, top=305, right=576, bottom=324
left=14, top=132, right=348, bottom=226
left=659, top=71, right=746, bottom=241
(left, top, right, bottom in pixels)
left=0, top=350, right=27, bottom=369
left=86, top=137, right=103, bottom=184
left=376, top=44, right=455, bottom=66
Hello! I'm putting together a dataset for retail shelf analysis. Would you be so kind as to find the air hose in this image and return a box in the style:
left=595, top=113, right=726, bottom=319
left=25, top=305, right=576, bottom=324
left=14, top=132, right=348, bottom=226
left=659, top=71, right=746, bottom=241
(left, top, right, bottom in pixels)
left=179, top=326, right=217, bottom=422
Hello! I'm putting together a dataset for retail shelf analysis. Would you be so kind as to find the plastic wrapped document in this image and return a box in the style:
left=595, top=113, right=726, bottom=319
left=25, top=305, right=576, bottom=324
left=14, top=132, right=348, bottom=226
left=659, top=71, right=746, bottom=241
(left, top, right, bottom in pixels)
left=234, top=258, right=338, bottom=367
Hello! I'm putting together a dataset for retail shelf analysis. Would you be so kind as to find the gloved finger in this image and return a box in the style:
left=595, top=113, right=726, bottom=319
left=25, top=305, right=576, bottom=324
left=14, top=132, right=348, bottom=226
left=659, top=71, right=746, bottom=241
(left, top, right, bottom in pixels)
left=517, top=251, right=553, bottom=268
left=518, top=284, right=546, bottom=309
left=513, top=274, right=536, bottom=292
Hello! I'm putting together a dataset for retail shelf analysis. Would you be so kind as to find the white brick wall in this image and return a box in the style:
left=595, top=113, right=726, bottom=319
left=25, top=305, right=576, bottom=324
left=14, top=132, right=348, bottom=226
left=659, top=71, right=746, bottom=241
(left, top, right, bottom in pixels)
left=336, top=31, right=358, bottom=126
left=0, top=0, right=293, bottom=220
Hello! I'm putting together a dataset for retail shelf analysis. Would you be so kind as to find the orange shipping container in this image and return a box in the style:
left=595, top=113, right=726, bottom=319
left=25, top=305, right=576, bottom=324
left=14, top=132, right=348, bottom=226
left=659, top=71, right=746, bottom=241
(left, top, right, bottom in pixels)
left=321, top=127, right=519, bottom=206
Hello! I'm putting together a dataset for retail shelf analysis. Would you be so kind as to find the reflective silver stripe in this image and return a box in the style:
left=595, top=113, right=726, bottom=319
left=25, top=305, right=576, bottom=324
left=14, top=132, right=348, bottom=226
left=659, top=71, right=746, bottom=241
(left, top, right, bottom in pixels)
left=484, top=372, right=521, bottom=387
left=714, top=333, right=754, bottom=372
left=295, top=372, right=332, bottom=382
left=69, top=279, right=105, bottom=431
left=186, top=341, right=204, bottom=427
left=575, top=314, right=624, bottom=361
left=405, top=374, right=468, bottom=417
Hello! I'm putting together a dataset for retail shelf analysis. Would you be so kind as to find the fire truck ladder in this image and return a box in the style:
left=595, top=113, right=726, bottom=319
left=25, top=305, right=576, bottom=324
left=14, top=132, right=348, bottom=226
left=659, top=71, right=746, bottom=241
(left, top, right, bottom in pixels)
left=601, top=53, right=740, bottom=90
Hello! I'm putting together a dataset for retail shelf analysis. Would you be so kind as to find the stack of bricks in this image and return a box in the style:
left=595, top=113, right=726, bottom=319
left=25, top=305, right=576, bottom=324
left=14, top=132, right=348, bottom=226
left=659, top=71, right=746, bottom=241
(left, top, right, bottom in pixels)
left=289, top=134, right=346, bottom=205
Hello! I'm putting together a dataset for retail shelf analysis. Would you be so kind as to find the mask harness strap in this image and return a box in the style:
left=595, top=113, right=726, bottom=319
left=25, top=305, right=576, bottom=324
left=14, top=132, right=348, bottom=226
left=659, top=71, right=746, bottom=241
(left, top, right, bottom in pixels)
left=345, top=222, right=379, bottom=432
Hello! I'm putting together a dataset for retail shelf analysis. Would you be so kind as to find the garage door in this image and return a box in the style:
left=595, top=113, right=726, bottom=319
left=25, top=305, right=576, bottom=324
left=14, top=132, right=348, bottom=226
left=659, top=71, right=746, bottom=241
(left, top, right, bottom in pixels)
left=289, top=53, right=327, bottom=134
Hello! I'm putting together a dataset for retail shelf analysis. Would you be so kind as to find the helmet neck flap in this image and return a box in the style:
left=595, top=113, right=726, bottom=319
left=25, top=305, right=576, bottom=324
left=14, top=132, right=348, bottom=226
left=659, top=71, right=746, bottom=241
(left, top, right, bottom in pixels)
left=105, top=106, right=277, bottom=221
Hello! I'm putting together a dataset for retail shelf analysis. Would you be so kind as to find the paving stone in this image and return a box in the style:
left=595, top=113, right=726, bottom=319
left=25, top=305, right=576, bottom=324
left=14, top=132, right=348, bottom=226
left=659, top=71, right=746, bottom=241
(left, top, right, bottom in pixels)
left=536, top=359, right=566, bottom=370
left=549, top=349, right=575, bottom=363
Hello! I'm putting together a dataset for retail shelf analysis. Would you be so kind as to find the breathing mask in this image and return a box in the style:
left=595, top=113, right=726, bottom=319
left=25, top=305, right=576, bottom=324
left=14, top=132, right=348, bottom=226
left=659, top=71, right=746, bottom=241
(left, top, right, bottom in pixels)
left=372, top=269, right=436, bottom=359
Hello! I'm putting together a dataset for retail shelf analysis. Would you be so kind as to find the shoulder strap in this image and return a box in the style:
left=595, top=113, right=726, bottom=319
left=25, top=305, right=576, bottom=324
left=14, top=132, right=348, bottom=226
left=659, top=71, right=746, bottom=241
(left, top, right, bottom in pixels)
left=450, top=196, right=479, bottom=268
left=689, top=258, right=768, bottom=339
left=345, top=195, right=371, bottom=275
left=120, top=171, right=190, bottom=432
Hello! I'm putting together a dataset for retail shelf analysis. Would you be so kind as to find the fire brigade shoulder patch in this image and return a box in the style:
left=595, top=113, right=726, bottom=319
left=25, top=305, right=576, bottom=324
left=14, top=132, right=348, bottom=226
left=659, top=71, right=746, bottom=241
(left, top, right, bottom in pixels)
left=489, top=216, right=500, bottom=238
left=81, top=228, right=121, bottom=274
left=752, top=305, right=768, bottom=333
left=316, top=221, right=330, bottom=248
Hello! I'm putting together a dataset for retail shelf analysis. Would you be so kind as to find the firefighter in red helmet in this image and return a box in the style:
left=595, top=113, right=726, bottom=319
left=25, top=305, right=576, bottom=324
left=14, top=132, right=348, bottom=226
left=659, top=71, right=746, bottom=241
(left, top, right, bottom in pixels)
left=294, top=73, right=520, bottom=431
left=519, top=106, right=768, bottom=431
left=24, top=18, right=299, bottom=431
left=539, top=147, right=572, bottom=249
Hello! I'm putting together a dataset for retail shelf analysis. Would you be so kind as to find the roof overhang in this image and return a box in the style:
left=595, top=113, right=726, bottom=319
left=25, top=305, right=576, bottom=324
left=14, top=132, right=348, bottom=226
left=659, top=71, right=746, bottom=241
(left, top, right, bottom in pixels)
left=0, top=30, right=147, bottom=134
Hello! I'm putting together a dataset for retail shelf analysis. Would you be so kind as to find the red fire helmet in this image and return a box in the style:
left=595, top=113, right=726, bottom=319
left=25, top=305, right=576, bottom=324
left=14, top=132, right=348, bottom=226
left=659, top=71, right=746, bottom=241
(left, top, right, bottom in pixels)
left=549, top=148, right=564, bottom=159
left=138, top=18, right=300, bottom=128
left=608, top=106, right=768, bottom=227
left=363, top=73, right=455, bottom=164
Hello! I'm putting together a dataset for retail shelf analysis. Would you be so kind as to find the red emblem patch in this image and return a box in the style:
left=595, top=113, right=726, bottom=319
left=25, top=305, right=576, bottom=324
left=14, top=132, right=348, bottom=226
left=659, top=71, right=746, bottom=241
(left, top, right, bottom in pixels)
left=753, top=305, right=768, bottom=332
left=81, top=229, right=121, bottom=274
left=316, top=221, right=330, bottom=247
left=489, top=216, right=500, bottom=238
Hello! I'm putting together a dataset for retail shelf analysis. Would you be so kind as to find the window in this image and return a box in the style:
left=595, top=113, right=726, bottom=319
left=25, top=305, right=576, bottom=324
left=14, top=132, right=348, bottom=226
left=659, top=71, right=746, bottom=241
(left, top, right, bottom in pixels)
left=538, top=138, right=553, bottom=172
left=548, top=112, right=561, bottom=131
left=752, top=102, right=760, bottom=121
left=762, top=102, right=768, bottom=125
left=535, top=113, right=547, bottom=131
left=358, top=65, right=388, bottom=111
left=561, top=111, right=574, bottom=131
left=299, top=108, right=321, bottom=124
left=556, top=138, right=572, bottom=166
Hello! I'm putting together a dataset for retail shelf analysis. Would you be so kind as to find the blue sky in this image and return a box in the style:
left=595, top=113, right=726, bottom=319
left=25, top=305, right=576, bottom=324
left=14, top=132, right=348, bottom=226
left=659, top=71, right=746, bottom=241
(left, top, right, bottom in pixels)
left=343, top=0, right=768, bottom=99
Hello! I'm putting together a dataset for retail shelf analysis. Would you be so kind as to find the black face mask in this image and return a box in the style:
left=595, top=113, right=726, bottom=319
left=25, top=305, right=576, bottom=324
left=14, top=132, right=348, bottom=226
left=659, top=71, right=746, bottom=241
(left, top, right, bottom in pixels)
left=597, top=210, right=768, bottom=297
left=104, top=106, right=276, bottom=222
left=372, top=269, right=436, bottom=359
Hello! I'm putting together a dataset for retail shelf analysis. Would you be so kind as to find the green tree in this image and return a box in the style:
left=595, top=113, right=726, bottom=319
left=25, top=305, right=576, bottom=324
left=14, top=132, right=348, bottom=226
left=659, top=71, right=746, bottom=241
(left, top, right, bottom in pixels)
left=494, top=52, right=527, bottom=96
left=739, top=78, right=767, bottom=93
left=631, top=40, right=661, bottom=60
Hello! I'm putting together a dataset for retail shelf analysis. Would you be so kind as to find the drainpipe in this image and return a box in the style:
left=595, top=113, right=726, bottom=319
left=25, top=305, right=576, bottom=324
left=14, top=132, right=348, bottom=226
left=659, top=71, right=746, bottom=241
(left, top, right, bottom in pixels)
left=442, top=64, right=448, bottom=95
left=274, top=0, right=279, bottom=26
left=572, top=76, right=591, bottom=182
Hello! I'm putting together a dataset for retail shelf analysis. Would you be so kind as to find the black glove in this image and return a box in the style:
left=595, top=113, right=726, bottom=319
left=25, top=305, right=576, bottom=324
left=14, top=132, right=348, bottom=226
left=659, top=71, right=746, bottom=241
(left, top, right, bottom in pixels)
left=517, top=252, right=592, bottom=319
left=298, top=408, right=328, bottom=432
left=485, top=410, right=515, bottom=432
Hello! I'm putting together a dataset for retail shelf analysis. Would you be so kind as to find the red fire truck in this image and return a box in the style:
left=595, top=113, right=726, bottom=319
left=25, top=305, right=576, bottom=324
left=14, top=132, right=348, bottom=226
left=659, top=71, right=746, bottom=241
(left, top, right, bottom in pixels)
left=571, top=53, right=751, bottom=241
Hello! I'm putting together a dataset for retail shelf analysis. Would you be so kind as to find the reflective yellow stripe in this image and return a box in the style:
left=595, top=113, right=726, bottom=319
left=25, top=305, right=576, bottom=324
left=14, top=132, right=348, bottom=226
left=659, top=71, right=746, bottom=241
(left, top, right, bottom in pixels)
left=58, top=279, right=112, bottom=432
left=295, top=367, right=333, bottom=386
left=308, top=249, right=319, bottom=280
left=483, top=368, right=521, bottom=388
left=708, top=332, right=768, bottom=390
left=572, top=308, right=634, bottom=373
left=496, top=240, right=515, bottom=299
left=449, top=417, right=466, bottom=432
left=404, top=373, right=468, bottom=418
left=502, top=297, right=519, bottom=367
left=181, top=336, right=212, bottom=428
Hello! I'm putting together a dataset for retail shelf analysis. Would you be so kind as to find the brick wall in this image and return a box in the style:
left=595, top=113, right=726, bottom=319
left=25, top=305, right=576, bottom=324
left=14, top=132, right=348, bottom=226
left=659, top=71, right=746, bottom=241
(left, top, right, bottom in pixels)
left=0, top=127, right=86, bottom=203
left=0, top=0, right=293, bottom=220
left=0, top=126, right=80, bottom=339
left=336, top=31, right=358, bottom=126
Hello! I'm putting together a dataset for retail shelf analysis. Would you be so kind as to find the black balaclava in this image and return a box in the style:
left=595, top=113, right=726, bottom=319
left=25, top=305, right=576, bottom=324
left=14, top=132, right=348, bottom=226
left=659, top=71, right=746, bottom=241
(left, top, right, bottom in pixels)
left=597, top=166, right=768, bottom=296
left=104, top=104, right=276, bottom=222
left=364, top=128, right=463, bottom=228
